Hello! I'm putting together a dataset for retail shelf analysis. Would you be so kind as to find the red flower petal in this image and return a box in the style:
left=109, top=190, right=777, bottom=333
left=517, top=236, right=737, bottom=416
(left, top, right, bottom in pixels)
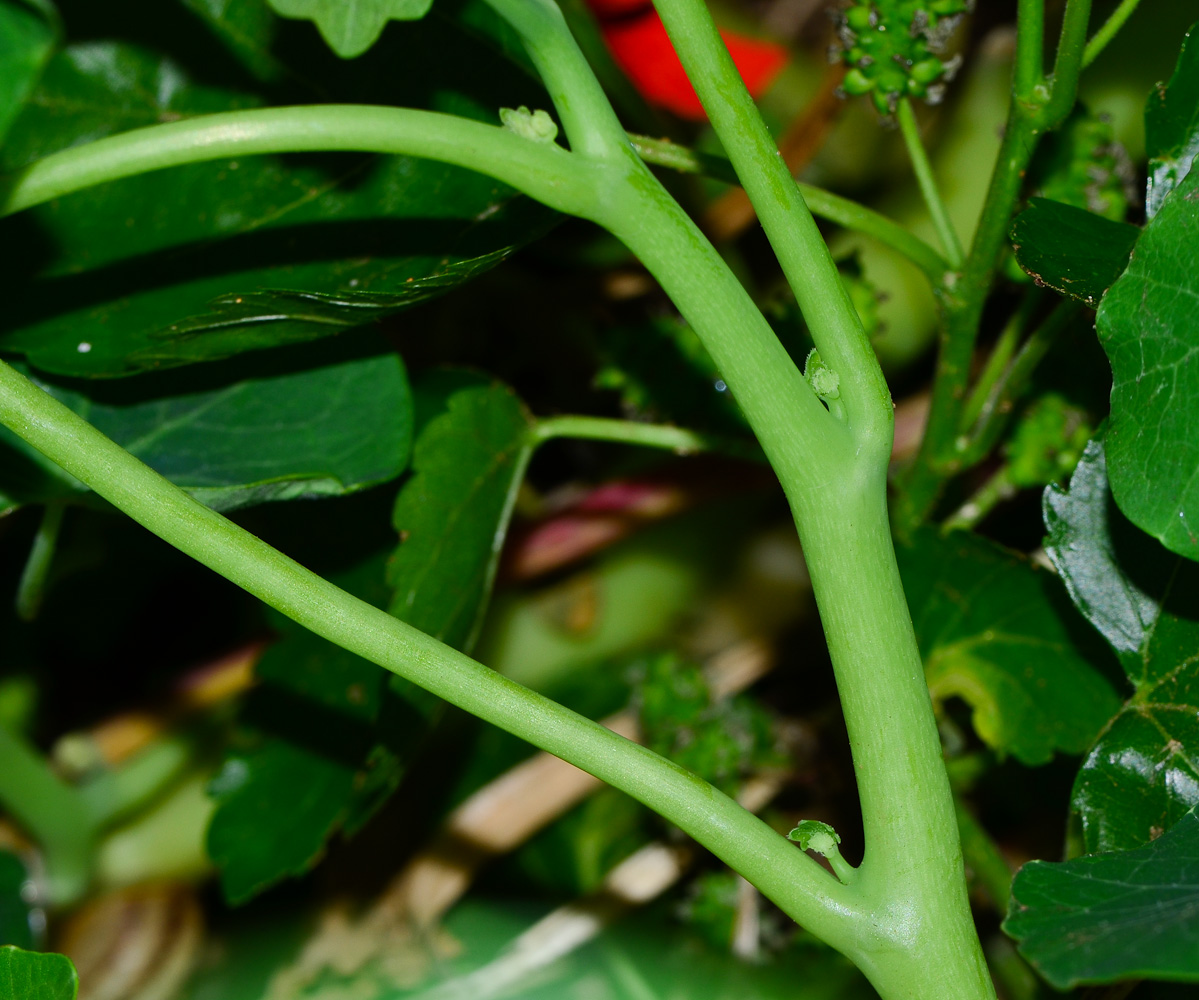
left=600, top=10, right=787, bottom=120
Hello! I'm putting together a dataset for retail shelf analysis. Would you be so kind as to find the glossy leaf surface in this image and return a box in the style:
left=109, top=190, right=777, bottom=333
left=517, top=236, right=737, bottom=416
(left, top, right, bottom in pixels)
left=1097, top=168, right=1199, bottom=561
left=267, top=0, right=432, bottom=58
left=1145, top=24, right=1199, bottom=218
left=1045, top=437, right=1199, bottom=851
left=0, top=947, right=77, bottom=1000
left=899, top=528, right=1119, bottom=766
left=1006, top=807, right=1199, bottom=988
left=0, top=349, right=412, bottom=512
left=0, top=41, right=551, bottom=377
left=0, top=0, right=56, bottom=148
left=1009, top=198, right=1139, bottom=307
left=387, top=372, right=534, bottom=652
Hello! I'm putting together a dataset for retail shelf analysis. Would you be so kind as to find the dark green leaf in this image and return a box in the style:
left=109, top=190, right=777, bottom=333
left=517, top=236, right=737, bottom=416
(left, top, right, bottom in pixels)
left=0, top=947, right=77, bottom=1000
left=0, top=852, right=33, bottom=949
left=898, top=528, right=1120, bottom=766
left=206, top=740, right=356, bottom=904
left=1096, top=168, right=1199, bottom=561
left=387, top=372, right=534, bottom=652
left=0, top=42, right=553, bottom=377
left=1009, top=198, right=1140, bottom=307
left=1145, top=23, right=1199, bottom=217
left=0, top=0, right=57, bottom=149
left=1045, top=436, right=1199, bottom=851
left=1005, top=806, right=1199, bottom=988
left=267, top=0, right=432, bottom=58
left=207, top=553, right=429, bottom=902
left=0, top=348, right=412, bottom=511
left=177, top=0, right=287, bottom=83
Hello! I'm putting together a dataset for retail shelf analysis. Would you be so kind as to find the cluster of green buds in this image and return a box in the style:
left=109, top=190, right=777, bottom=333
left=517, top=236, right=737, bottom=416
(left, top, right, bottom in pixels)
left=834, top=0, right=972, bottom=115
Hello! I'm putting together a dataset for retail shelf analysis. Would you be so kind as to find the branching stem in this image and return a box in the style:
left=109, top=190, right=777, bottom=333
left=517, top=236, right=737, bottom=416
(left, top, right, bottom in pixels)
left=897, top=99, right=964, bottom=269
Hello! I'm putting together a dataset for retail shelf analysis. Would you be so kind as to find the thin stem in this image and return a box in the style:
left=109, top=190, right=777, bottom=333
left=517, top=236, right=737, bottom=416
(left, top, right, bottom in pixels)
left=896, top=99, right=964, bottom=269
left=959, top=299, right=1079, bottom=466
left=0, top=357, right=858, bottom=947
left=942, top=465, right=1015, bottom=532
left=481, top=0, right=628, bottom=158
left=15, top=501, right=65, bottom=622
left=533, top=415, right=763, bottom=461
left=0, top=105, right=597, bottom=220
left=628, top=133, right=949, bottom=283
left=959, top=290, right=1044, bottom=433
left=894, top=114, right=1041, bottom=531
left=0, top=725, right=93, bottom=904
left=1037, top=0, right=1094, bottom=128
left=1015, top=0, right=1047, bottom=100
left=649, top=0, right=891, bottom=453
left=1082, top=0, right=1144, bottom=68
left=954, top=797, right=1013, bottom=916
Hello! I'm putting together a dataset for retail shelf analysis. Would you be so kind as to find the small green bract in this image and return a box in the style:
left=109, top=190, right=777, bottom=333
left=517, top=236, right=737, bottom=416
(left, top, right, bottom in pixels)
left=499, top=106, right=559, bottom=144
left=788, top=820, right=842, bottom=857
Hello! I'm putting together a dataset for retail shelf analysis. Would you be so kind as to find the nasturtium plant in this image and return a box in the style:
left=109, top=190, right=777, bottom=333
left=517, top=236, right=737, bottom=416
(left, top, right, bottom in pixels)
left=2, top=3, right=1199, bottom=1000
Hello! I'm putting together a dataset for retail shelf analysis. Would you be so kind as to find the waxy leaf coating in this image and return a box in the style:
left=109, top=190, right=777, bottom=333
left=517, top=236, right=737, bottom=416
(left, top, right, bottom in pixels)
left=1097, top=168, right=1199, bottom=562
left=1006, top=807, right=1199, bottom=987
left=1045, top=437, right=1199, bottom=852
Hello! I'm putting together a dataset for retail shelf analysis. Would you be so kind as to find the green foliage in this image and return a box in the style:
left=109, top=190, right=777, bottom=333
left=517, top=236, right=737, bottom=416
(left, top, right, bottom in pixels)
left=1003, top=393, right=1091, bottom=489
left=0, top=34, right=552, bottom=377
left=788, top=820, right=841, bottom=857
left=1145, top=25, right=1199, bottom=217
left=0, top=0, right=56, bottom=149
left=1097, top=165, right=1199, bottom=561
left=1044, top=437, right=1199, bottom=853
left=1005, top=807, right=1199, bottom=988
left=1030, top=108, right=1132, bottom=221
left=0, top=852, right=33, bottom=949
left=633, top=652, right=780, bottom=795
left=899, top=528, right=1119, bottom=765
left=0, top=349, right=413, bottom=512
left=387, top=372, right=534, bottom=652
left=1008, top=198, right=1139, bottom=307
left=266, top=0, right=433, bottom=58
left=0, top=947, right=77, bottom=1000
left=835, top=0, right=970, bottom=114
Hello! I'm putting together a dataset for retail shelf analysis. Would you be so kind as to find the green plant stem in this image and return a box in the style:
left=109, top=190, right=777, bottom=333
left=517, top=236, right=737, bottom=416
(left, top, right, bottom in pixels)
left=960, top=299, right=1079, bottom=466
left=954, top=798, right=1013, bottom=917
left=0, top=356, right=860, bottom=946
left=1015, top=0, right=1046, bottom=99
left=77, top=736, right=194, bottom=830
left=533, top=415, right=762, bottom=461
left=1038, top=0, right=1094, bottom=128
left=942, top=464, right=1015, bottom=532
left=0, top=724, right=93, bottom=903
left=482, top=0, right=628, bottom=158
left=1082, top=0, right=1144, bottom=68
left=0, top=105, right=597, bottom=220
left=628, top=133, right=949, bottom=282
left=649, top=0, right=890, bottom=447
left=958, top=291, right=1044, bottom=434
left=15, top=501, right=64, bottom=622
left=897, top=99, right=964, bottom=269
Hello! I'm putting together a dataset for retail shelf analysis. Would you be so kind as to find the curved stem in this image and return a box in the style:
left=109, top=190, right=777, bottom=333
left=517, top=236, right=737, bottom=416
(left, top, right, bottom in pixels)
left=0, top=357, right=859, bottom=948
left=1082, top=0, right=1144, bottom=68
left=481, top=0, right=628, bottom=158
left=534, top=415, right=762, bottom=461
left=0, top=105, right=597, bottom=220
left=897, top=99, right=964, bottom=269
left=15, top=501, right=65, bottom=622
left=628, top=133, right=949, bottom=283
left=1037, top=0, right=1093, bottom=128
left=649, top=0, right=892, bottom=453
